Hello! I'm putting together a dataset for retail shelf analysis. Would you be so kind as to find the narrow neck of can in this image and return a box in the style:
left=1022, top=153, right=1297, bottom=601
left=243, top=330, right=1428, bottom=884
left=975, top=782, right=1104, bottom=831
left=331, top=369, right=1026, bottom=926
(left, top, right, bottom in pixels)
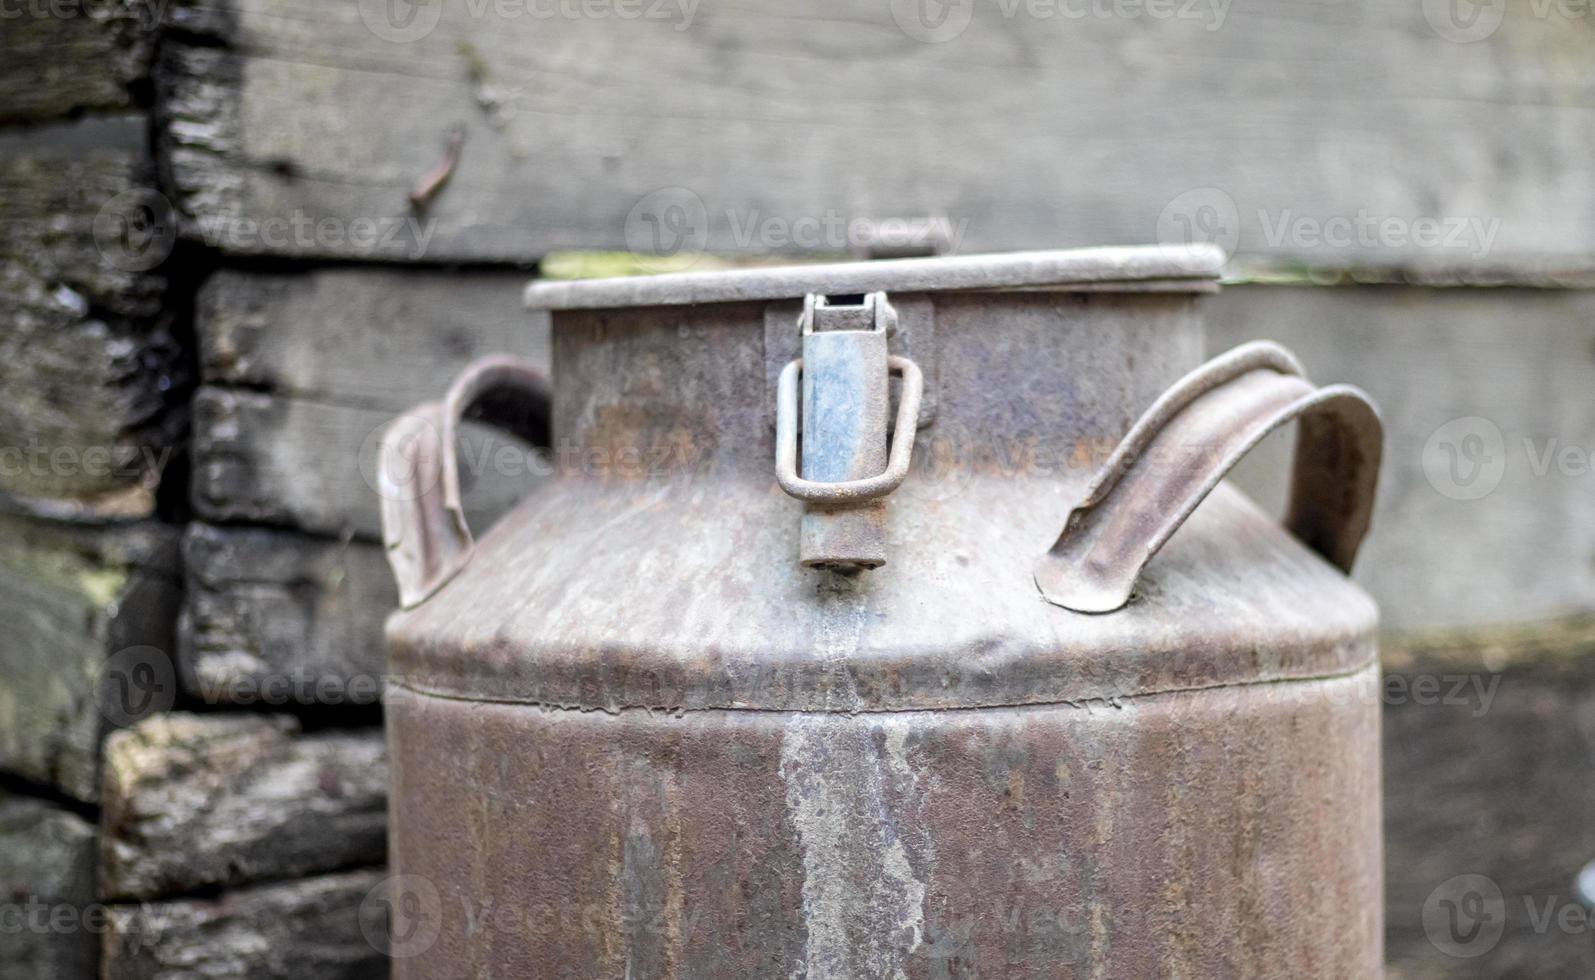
left=546, top=291, right=1204, bottom=486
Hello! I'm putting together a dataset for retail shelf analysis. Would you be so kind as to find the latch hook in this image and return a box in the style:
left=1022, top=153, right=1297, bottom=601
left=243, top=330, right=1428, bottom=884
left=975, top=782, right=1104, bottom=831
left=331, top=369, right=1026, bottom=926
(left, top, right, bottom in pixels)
left=774, top=292, right=924, bottom=570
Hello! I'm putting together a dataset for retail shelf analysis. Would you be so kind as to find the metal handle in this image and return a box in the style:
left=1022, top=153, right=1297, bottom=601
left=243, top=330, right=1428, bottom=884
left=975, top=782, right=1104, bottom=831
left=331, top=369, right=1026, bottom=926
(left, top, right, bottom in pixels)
left=1033, top=341, right=1382, bottom=613
left=379, top=355, right=551, bottom=609
left=775, top=354, right=924, bottom=503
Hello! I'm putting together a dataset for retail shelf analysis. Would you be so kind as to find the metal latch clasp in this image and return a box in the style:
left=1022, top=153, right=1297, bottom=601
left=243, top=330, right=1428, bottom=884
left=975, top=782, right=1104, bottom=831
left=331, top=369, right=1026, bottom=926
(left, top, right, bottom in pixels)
left=775, top=292, right=924, bottom=570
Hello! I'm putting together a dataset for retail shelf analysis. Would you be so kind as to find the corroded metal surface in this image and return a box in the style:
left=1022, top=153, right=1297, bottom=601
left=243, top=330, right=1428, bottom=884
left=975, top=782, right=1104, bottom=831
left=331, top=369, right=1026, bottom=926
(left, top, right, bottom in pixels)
left=383, top=246, right=1382, bottom=976
left=386, top=289, right=1375, bottom=712
left=386, top=666, right=1382, bottom=978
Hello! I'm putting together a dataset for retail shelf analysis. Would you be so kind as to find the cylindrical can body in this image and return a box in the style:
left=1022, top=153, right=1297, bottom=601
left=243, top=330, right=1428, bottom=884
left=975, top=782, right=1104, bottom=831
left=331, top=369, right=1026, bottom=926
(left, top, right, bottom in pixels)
left=387, top=666, right=1381, bottom=978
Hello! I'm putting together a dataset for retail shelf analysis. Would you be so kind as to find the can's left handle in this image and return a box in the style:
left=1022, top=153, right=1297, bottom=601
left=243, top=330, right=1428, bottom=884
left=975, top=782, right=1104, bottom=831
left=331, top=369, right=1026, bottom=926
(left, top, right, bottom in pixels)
left=379, top=356, right=551, bottom=609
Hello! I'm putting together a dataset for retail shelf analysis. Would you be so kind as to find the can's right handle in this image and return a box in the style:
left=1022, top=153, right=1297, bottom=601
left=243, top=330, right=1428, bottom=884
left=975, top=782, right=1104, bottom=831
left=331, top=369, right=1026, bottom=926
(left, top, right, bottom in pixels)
left=1033, top=341, right=1382, bottom=613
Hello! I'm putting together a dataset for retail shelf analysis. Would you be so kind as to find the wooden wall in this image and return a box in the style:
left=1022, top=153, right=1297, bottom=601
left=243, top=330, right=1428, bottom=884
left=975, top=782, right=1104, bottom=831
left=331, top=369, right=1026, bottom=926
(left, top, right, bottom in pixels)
left=2, top=1, right=1592, bottom=976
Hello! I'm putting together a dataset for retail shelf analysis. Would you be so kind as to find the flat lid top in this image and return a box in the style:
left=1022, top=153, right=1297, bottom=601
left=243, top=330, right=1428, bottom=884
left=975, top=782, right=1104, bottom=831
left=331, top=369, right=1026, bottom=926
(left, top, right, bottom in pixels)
left=524, top=244, right=1224, bottom=310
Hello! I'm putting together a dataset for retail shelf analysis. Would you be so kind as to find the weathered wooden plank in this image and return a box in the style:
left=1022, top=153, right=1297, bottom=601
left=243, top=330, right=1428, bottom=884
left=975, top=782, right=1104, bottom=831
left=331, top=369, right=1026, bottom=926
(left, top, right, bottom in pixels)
left=191, top=387, right=547, bottom=540
left=1208, top=283, right=1595, bottom=632
left=180, top=523, right=393, bottom=707
left=0, top=1, right=155, bottom=124
left=1382, top=620, right=1595, bottom=978
left=189, top=266, right=551, bottom=537
left=0, top=790, right=99, bottom=980
left=98, top=713, right=386, bottom=900
left=102, top=868, right=387, bottom=980
left=0, top=516, right=180, bottom=803
left=196, top=267, right=550, bottom=408
left=0, top=116, right=185, bottom=518
left=156, top=0, right=1594, bottom=270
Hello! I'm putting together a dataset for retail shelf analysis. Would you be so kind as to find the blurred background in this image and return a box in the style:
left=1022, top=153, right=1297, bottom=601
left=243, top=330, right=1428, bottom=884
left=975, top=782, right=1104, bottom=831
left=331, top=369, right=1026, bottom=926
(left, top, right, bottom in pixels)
left=1, top=0, right=1591, bottom=976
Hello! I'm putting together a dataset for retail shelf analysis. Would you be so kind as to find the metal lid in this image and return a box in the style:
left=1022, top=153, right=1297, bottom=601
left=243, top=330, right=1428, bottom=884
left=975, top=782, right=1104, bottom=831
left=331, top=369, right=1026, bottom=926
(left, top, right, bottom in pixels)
left=524, top=244, right=1224, bottom=310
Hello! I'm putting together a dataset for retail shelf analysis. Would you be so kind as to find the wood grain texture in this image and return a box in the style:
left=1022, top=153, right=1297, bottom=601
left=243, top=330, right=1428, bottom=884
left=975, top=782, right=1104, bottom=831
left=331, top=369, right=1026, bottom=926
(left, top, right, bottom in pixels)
left=190, top=266, right=552, bottom=537
left=1208, top=283, right=1595, bottom=632
left=196, top=267, right=550, bottom=408
left=0, top=116, right=185, bottom=518
left=0, top=791, right=99, bottom=980
left=180, top=523, right=392, bottom=706
left=190, top=387, right=547, bottom=540
left=98, top=713, right=386, bottom=901
left=154, top=0, right=1594, bottom=270
left=102, top=868, right=387, bottom=980
left=0, top=0, right=154, bottom=124
left=1383, top=625, right=1595, bottom=978
left=0, top=516, right=179, bottom=803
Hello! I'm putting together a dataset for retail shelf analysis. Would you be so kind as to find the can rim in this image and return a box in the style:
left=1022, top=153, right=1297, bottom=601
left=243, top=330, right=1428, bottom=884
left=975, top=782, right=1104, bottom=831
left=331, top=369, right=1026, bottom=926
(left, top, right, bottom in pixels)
left=524, top=244, right=1224, bottom=311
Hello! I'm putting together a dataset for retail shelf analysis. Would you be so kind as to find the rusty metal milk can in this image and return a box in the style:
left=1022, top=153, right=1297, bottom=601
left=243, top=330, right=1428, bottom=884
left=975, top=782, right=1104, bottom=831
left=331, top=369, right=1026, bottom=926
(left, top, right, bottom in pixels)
left=378, top=245, right=1384, bottom=978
